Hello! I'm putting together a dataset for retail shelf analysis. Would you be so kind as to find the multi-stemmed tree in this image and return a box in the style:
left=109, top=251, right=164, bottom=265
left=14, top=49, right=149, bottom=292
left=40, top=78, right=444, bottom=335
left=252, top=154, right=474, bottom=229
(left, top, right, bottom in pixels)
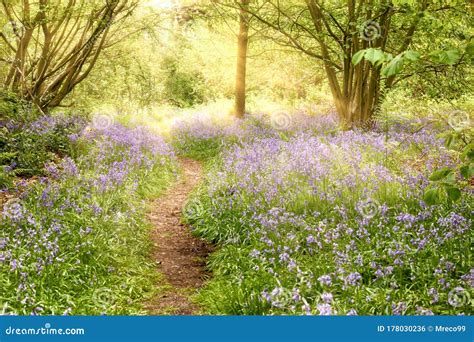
left=221, top=0, right=471, bottom=128
left=0, top=0, right=137, bottom=112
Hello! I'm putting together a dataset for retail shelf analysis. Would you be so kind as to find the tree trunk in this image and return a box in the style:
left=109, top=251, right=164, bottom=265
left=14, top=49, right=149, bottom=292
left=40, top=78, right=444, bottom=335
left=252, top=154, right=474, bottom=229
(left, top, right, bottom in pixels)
left=305, top=0, right=392, bottom=129
left=326, top=59, right=381, bottom=130
left=234, top=0, right=250, bottom=119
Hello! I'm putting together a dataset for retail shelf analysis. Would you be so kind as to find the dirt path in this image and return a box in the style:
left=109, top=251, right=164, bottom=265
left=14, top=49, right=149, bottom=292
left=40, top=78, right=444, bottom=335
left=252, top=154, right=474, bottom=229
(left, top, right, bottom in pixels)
left=146, top=158, right=212, bottom=315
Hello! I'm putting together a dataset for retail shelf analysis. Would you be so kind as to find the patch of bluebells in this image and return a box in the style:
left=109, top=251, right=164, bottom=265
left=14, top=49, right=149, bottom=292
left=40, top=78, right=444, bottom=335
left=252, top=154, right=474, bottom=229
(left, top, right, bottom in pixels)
left=27, top=113, right=88, bottom=135
left=0, top=121, right=176, bottom=315
left=171, top=111, right=340, bottom=158
left=186, top=114, right=472, bottom=315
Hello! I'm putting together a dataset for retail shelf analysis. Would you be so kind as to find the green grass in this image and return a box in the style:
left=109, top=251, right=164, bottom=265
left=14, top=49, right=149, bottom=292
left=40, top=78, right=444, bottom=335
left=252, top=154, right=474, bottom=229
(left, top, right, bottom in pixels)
left=173, top=137, right=224, bottom=161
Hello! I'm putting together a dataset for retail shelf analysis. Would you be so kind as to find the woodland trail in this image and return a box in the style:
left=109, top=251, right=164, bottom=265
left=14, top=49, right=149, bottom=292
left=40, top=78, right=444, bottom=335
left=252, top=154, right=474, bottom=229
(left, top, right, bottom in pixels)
left=146, top=158, right=212, bottom=315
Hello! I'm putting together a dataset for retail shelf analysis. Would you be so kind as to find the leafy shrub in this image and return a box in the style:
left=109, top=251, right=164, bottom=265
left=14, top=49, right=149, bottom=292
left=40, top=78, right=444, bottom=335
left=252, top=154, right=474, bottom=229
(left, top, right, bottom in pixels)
left=0, top=96, right=86, bottom=176
left=161, top=55, right=206, bottom=108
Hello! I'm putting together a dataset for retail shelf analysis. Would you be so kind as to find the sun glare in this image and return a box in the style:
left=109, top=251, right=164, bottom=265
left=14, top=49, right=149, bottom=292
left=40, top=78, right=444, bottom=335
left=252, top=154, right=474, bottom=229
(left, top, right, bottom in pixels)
left=146, top=0, right=177, bottom=9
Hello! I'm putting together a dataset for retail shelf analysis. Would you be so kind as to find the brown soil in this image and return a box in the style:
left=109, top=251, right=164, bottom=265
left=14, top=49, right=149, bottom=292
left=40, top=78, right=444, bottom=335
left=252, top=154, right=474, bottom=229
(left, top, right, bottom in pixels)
left=0, top=177, right=38, bottom=210
left=146, top=158, right=213, bottom=315
left=0, top=191, right=8, bottom=209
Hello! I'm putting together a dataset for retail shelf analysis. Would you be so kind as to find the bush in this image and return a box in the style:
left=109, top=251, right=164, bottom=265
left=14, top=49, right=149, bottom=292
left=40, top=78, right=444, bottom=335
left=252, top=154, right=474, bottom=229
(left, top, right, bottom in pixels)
left=0, top=95, right=86, bottom=177
left=161, top=55, right=206, bottom=108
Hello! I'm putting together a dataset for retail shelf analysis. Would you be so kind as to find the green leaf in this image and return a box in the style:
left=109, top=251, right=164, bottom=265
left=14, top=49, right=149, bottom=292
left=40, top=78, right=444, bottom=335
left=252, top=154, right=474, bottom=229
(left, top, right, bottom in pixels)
left=430, top=48, right=461, bottom=65
left=352, top=50, right=366, bottom=65
left=466, top=42, right=474, bottom=57
left=444, top=133, right=455, bottom=149
left=364, top=48, right=385, bottom=65
left=462, top=144, right=474, bottom=161
left=429, top=167, right=452, bottom=181
left=443, top=49, right=461, bottom=64
left=403, top=50, right=421, bottom=62
left=460, top=164, right=474, bottom=179
left=424, top=187, right=440, bottom=205
left=382, top=55, right=404, bottom=77
left=446, top=186, right=461, bottom=201
left=444, top=172, right=456, bottom=184
left=279, top=132, right=290, bottom=142
left=469, top=151, right=474, bottom=161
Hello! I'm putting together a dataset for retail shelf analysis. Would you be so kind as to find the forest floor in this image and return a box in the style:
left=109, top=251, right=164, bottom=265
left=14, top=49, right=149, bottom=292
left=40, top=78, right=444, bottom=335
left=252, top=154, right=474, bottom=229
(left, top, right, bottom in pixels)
left=145, top=158, right=213, bottom=315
